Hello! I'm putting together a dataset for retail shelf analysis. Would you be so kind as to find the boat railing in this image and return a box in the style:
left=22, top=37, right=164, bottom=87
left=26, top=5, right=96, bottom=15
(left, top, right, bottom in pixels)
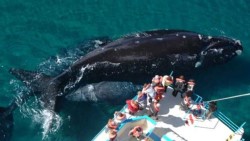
left=92, top=88, right=246, bottom=141
left=183, top=94, right=204, bottom=119
left=193, top=94, right=202, bottom=103
left=187, top=94, right=246, bottom=136
left=213, top=112, right=245, bottom=140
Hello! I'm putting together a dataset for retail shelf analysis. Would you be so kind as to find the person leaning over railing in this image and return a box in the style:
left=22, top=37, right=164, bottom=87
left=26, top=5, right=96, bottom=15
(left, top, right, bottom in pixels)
left=180, top=91, right=193, bottom=111
left=206, top=101, right=217, bottom=119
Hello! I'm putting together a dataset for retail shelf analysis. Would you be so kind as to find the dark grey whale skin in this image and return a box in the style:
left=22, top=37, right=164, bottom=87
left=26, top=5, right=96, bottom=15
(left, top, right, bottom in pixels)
left=9, top=29, right=243, bottom=107
left=9, top=29, right=243, bottom=108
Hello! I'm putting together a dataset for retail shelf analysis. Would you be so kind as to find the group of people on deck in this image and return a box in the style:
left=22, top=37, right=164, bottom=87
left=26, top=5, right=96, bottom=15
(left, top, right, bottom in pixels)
left=126, top=75, right=175, bottom=120
left=106, top=74, right=218, bottom=140
left=126, top=75, right=197, bottom=120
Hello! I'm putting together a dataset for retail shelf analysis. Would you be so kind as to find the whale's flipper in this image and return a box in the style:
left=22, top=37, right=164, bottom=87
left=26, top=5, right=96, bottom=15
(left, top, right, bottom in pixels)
left=0, top=106, right=14, bottom=141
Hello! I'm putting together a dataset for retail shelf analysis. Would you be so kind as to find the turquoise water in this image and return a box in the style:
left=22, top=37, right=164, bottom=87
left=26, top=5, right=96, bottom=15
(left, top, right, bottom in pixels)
left=0, top=0, right=250, bottom=140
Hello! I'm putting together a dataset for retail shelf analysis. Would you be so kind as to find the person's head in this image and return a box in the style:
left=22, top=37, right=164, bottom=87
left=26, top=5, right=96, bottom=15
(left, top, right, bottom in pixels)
left=136, top=126, right=142, bottom=132
left=152, top=75, right=161, bottom=84
left=108, top=119, right=116, bottom=125
left=131, top=100, right=139, bottom=107
left=209, top=101, right=217, bottom=106
left=137, top=91, right=142, bottom=95
left=185, top=91, right=193, bottom=97
left=187, top=79, right=195, bottom=91
left=188, top=79, right=195, bottom=83
left=118, top=113, right=122, bottom=116
left=118, top=112, right=124, bottom=117
left=154, top=75, right=160, bottom=79
left=117, top=112, right=125, bottom=120
left=179, top=75, right=184, bottom=80
left=162, top=75, right=173, bottom=86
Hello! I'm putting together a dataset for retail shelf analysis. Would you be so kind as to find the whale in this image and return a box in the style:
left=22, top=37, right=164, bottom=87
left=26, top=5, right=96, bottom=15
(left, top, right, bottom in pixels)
left=8, top=29, right=243, bottom=110
left=1, top=29, right=243, bottom=140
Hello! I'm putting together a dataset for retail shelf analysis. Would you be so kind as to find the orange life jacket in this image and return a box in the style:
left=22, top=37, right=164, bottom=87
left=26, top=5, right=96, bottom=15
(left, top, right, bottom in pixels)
left=126, top=100, right=139, bottom=114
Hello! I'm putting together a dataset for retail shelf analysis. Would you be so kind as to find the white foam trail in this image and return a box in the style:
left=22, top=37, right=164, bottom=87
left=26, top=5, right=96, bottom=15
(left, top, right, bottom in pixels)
left=94, top=40, right=103, bottom=48
left=33, top=109, right=63, bottom=140
left=56, top=55, right=62, bottom=64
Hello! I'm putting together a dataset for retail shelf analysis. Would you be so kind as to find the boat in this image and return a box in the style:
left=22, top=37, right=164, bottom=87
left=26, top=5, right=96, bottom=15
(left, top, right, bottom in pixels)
left=91, top=75, right=246, bottom=141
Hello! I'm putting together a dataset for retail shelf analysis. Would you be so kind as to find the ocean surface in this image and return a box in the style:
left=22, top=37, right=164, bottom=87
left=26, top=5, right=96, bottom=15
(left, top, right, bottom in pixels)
left=0, top=0, right=250, bottom=140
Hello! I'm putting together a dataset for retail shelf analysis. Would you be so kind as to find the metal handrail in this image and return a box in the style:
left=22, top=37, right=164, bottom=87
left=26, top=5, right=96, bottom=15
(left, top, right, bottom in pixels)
left=184, top=94, right=246, bottom=136
left=215, top=112, right=238, bottom=131
left=214, top=111, right=245, bottom=134
left=183, top=94, right=203, bottom=119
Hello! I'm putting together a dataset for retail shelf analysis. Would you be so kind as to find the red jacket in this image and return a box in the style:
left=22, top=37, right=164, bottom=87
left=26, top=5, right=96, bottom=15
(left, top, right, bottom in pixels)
left=126, top=100, right=139, bottom=114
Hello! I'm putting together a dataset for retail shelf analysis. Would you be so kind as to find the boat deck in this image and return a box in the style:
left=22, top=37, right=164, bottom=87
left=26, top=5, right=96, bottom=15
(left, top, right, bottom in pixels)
left=92, top=87, right=244, bottom=141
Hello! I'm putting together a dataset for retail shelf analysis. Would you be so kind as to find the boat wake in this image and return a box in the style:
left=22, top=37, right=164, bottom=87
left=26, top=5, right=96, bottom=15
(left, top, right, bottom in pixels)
left=34, top=109, right=62, bottom=140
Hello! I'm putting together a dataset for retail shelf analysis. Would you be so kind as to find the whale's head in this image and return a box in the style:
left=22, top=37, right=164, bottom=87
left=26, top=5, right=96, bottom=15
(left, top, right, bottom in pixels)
left=195, top=36, right=243, bottom=68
